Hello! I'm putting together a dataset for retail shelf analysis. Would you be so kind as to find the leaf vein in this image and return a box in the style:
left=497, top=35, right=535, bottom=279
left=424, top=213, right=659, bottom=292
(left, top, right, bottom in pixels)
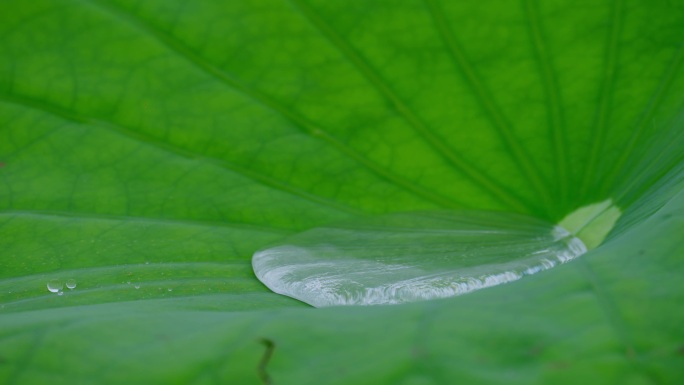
left=579, top=0, right=624, bottom=197
left=0, top=92, right=362, bottom=216
left=287, top=0, right=532, bottom=212
left=0, top=209, right=293, bottom=234
left=523, top=0, right=568, bottom=212
left=601, top=47, right=684, bottom=194
left=80, top=0, right=470, bottom=210
left=423, top=0, right=553, bottom=212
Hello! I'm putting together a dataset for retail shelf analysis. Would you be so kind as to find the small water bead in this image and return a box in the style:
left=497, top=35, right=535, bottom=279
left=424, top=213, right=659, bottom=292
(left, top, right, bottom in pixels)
left=47, top=280, right=63, bottom=294
left=253, top=210, right=589, bottom=307
left=57, top=291, right=64, bottom=296
left=65, top=279, right=77, bottom=290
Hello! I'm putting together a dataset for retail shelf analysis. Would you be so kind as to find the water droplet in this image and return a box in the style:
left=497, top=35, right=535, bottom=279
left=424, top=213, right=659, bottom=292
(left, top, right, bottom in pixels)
left=47, top=280, right=63, bottom=293
left=167, top=288, right=173, bottom=292
left=57, top=291, right=64, bottom=296
left=134, top=285, right=140, bottom=289
left=253, top=211, right=588, bottom=307
left=65, top=279, right=77, bottom=290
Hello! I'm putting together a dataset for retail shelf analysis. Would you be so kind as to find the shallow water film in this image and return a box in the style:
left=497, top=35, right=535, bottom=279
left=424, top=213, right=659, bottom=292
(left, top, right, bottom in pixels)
left=253, top=211, right=587, bottom=307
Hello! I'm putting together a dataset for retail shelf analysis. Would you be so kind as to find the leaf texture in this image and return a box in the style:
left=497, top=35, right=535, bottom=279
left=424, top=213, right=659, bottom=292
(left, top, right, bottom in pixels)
left=1, top=0, right=683, bottom=383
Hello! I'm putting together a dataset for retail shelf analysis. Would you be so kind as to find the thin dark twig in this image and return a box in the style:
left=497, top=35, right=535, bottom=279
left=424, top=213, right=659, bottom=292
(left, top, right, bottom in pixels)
left=257, top=338, right=276, bottom=385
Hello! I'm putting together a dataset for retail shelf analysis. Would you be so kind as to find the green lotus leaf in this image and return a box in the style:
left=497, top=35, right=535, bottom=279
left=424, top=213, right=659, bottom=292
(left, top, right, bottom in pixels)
left=1, top=0, right=683, bottom=384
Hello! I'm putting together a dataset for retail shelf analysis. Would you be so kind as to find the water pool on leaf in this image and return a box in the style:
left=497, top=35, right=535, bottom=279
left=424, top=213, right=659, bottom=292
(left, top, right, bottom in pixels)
left=253, top=210, right=591, bottom=307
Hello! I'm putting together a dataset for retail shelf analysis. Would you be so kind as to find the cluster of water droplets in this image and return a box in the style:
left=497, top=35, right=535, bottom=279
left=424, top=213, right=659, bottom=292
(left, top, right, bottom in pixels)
left=46, top=278, right=77, bottom=296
